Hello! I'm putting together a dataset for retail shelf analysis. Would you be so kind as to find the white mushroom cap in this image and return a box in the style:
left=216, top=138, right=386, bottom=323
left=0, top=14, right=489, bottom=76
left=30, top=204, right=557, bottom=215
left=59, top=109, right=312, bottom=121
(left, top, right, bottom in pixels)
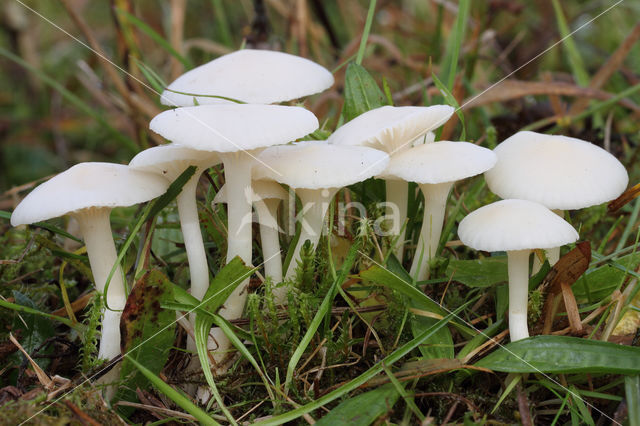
left=213, top=180, right=288, bottom=205
left=327, top=105, right=454, bottom=153
left=380, top=141, right=496, bottom=183
left=11, top=162, right=169, bottom=226
left=485, top=131, right=629, bottom=210
left=161, top=49, right=334, bottom=106
left=149, top=104, right=319, bottom=153
left=254, top=142, right=389, bottom=189
left=129, top=144, right=220, bottom=179
left=458, top=199, right=579, bottom=253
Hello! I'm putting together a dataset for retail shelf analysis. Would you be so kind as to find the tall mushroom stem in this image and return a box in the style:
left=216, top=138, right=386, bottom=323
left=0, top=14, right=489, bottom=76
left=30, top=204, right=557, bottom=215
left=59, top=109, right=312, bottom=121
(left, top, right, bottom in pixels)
left=507, top=249, right=531, bottom=341
left=386, top=179, right=408, bottom=261
left=255, top=199, right=283, bottom=285
left=409, top=182, right=452, bottom=282
left=210, top=152, right=254, bottom=367
left=74, top=207, right=126, bottom=360
left=284, top=187, right=336, bottom=281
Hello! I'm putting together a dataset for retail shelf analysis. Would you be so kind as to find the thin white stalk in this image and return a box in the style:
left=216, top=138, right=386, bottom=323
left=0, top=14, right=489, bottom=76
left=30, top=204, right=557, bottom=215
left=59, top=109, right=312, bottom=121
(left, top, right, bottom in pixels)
left=409, top=182, right=452, bottom=282
left=285, top=187, right=336, bottom=280
left=210, top=151, right=254, bottom=368
left=74, top=207, right=126, bottom=360
left=255, top=198, right=283, bottom=284
left=507, top=249, right=532, bottom=341
left=386, top=179, right=408, bottom=262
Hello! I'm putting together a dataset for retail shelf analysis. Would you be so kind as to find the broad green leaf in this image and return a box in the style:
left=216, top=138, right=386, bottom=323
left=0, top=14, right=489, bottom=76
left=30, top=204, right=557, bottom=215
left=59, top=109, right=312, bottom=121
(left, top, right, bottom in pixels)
left=575, top=251, right=640, bottom=302
left=315, top=384, right=400, bottom=426
left=625, top=375, right=640, bottom=426
left=475, top=336, right=640, bottom=374
left=125, top=356, right=219, bottom=426
left=115, top=270, right=176, bottom=408
left=360, top=264, right=474, bottom=338
left=446, top=257, right=508, bottom=288
left=342, top=63, right=387, bottom=122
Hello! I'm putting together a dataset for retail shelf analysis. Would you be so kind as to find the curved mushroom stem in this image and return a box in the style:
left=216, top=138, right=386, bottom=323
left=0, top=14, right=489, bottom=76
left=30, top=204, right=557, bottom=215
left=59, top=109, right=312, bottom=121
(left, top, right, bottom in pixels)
left=74, top=207, right=126, bottom=360
left=255, top=199, right=284, bottom=292
left=210, top=151, right=254, bottom=370
left=507, top=249, right=531, bottom=341
left=386, top=179, right=408, bottom=262
left=285, top=187, right=336, bottom=281
left=409, top=182, right=452, bottom=282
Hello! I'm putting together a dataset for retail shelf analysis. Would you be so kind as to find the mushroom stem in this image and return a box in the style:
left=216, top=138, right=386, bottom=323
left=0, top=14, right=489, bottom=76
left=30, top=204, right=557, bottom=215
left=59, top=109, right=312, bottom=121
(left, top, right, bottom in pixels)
left=285, top=187, right=335, bottom=281
left=507, top=249, right=531, bottom=341
left=176, top=173, right=210, bottom=302
left=74, top=207, right=126, bottom=360
left=410, top=182, right=452, bottom=282
left=386, top=179, right=408, bottom=262
left=254, top=198, right=283, bottom=285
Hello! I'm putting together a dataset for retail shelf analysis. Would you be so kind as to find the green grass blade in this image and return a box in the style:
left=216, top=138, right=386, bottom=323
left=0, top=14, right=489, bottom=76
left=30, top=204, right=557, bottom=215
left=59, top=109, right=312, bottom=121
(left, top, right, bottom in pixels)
left=551, top=0, right=590, bottom=86
left=1, top=210, right=82, bottom=242
left=626, top=375, right=640, bottom=426
left=431, top=71, right=465, bottom=140
left=125, top=356, right=219, bottom=425
left=355, top=0, right=377, bottom=65
left=256, top=303, right=469, bottom=425
left=131, top=56, right=167, bottom=94
left=0, top=298, right=76, bottom=329
left=0, top=46, right=138, bottom=154
left=440, top=0, right=470, bottom=90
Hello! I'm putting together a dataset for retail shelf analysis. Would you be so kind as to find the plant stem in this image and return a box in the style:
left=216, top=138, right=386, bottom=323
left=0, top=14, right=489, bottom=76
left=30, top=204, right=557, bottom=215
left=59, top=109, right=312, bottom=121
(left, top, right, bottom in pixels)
left=355, top=0, right=377, bottom=65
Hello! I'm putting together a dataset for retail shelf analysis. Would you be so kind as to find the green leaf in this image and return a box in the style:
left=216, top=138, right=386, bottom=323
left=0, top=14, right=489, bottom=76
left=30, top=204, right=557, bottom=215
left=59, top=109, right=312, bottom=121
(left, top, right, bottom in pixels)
left=342, top=63, right=387, bottom=122
left=625, top=375, right=640, bottom=426
left=315, top=383, right=400, bottom=426
left=431, top=72, right=465, bottom=140
left=446, top=256, right=508, bottom=288
left=10, top=291, right=56, bottom=368
left=574, top=251, right=640, bottom=302
left=475, top=336, right=640, bottom=374
left=115, top=270, right=176, bottom=408
left=125, top=356, right=219, bottom=425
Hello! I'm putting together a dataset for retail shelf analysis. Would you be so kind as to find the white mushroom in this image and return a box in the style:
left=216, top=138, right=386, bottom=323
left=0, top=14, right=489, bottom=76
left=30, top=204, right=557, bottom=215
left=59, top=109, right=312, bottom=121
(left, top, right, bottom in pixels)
left=150, top=104, right=318, bottom=364
left=328, top=105, right=454, bottom=261
left=10, top=163, right=169, bottom=359
left=458, top=199, right=579, bottom=341
left=161, top=49, right=334, bottom=106
left=485, top=131, right=628, bottom=268
left=254, top=141, right=389, bottom=300
left=382, top=141, right=497, bottom=281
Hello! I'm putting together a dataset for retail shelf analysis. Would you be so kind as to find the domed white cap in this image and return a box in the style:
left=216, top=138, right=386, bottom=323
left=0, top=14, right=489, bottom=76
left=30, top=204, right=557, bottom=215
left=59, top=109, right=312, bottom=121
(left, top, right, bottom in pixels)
left=11, top=163, right=169, bottom=226
left=485, top=131, right=628, bottom=210
left=327, top=105, right=454, bottom=153
left=458, top=199, right=579, bottom=252
left=129, top=144, right=220, bottom=179
left=161, top=49, right=334, bottom=106
left=213, top=180, right=287, bottom=205
left=381, top=141, right=496, bottom=184
left=253, top=142, right=389, bottom=189
left=149, top=104, right=319, bottom=153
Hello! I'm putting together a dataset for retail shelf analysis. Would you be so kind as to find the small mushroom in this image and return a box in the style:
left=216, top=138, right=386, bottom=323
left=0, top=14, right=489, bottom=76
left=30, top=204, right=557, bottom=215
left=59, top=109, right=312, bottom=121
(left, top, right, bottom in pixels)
left=458, top=199, right=579, bottom=341
left=213, top=180, right=287, bottom=285
left=254, top=141, right=389, bottom=299
left=11, top=163, right=169, bottom=359
left=485, top=131, right=628, bottom=268
left=328, top=105, right=454, bottom=261
left=161, top=49, right=334, bottom=106
left=381, top=141, right=497, bottom=281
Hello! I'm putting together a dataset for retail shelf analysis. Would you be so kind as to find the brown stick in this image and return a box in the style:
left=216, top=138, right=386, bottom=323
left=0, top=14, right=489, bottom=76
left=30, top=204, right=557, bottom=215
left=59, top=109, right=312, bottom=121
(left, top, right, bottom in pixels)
left=169, top=0, right=187, bottom=80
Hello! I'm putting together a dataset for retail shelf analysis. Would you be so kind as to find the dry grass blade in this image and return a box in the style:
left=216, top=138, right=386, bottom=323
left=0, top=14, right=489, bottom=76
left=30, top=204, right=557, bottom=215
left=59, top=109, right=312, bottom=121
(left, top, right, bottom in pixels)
left=462, top=79, right=640, bottom=112
left=169, top=0, right=187, bottom=80
left=568, top=23, right=640, bottom=116
left=64, top=400, right=102, bottom=426
left=608, top=182, right=640, bottom=212
left=9, top=334, right=53, bottom=390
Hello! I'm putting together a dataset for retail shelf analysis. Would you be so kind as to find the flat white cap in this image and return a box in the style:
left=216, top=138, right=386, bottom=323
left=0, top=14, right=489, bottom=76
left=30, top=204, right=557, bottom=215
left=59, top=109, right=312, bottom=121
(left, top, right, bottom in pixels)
left=485, top=131, right=628, bottom=210
left=381, top=141, right=496, bottom=183
left=11, top=163, right=169, bottom=226
left=149, top=104, right=319, bottom=153
left=129, top=144, right=220, bottom=179
left=161, top=49, right=334, bottom=106
left=458, top=199, right=579, bottom=252
left=213, top=180, right=287, bottom=205
left=327, top=105, right=454, bottom=153
left=253, top=142, right=389, bottom=189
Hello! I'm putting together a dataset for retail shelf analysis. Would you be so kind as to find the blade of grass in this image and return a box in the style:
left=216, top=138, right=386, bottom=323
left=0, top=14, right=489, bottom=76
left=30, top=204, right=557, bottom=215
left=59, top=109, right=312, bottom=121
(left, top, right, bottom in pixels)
left=440, top=0, right=470, bottom=90
left=125, top=356, right=219, bottom=426
left=432, top=72, right=466, bottom=140
left=355, top=0, right=377, bottom=65
left=625, top=375, right=640, bottom=426
left=0, top=211, right=82, bottom=243
left=551, top=0, right=590, bottom=86
left=0, top=46, right=138, bottom=153
left=0, top=298, right=77, bottom=329
left=256, top=303, right=470, bottom=425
